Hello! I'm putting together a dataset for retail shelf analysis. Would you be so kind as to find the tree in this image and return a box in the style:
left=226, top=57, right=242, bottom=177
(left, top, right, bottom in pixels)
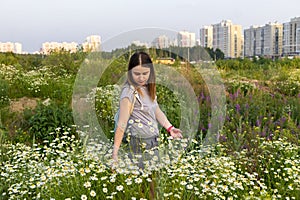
left=41, top=49, right=85, bottom=74
left=215, top=48, right=225, bottom=60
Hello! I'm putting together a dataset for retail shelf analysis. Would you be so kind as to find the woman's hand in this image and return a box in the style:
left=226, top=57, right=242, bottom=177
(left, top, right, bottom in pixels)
left=112, top=153, right=118, bottom=163
left=111, top=146, right=119, bottom=170
left=169, top=127, right=183, bottom=139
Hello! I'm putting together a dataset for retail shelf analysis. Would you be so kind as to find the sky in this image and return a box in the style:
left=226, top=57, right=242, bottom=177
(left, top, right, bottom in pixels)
left=1, top=0, right=299, bottom=52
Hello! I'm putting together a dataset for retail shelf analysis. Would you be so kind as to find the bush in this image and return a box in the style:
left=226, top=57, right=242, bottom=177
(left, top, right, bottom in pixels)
left=25, top=102, right=76, bottom=143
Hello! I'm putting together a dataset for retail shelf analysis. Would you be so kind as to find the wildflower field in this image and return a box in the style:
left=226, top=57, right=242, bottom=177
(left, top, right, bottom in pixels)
left=0, top=51, right=299, bottom=199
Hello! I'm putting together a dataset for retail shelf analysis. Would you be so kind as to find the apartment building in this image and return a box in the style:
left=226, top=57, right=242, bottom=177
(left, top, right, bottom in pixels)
left=42, top=42, right=78, bottom=54
left=244, top=22, right=283, bottom=57
left=0, top=42, right=22, bottom=54
left=254, top=26, right=265, bottom=56
left=82, top=35, right=101, bottom=52
left=230, top=24, right=244, bottom=58
left=263, top=22, right=283, bottom=57
left=283, top=17, right=300, bottom=56
left=244, top=26, right=260, bottom=57
left=41, top=35, right=101, bottom=54
left=152, top=35, right=170, bottom=49
left=177, top=31, right=196, bottom=47
left=131, top=40, right=149, bottom=48
left=211, top=20, right=243, bottom=58
left=199, top=25, right=213, bottom=48
left=244, top=25, right=264, bottom=57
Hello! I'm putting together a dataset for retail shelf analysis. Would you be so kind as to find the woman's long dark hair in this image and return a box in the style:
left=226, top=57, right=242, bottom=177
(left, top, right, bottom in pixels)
left=127, top=51, right=156, bottom=101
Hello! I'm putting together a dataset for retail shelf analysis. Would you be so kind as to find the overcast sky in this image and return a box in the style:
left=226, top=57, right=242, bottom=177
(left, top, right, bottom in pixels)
left=1, top=0, right=299, bottom=52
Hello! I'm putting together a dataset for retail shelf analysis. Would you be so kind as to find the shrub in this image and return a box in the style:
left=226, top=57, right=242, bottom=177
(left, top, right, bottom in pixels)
left=25, top=102, right=76, bottom=143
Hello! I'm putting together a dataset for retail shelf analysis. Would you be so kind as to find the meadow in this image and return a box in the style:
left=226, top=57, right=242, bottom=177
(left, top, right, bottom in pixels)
left=0, top=50, right=299, bottom=199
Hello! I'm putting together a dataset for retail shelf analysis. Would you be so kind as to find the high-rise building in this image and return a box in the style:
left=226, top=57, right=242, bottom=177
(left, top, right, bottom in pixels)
left=177, top=31, right=196, bottom=47
left=82, top=35, right=101, bottom=52
left=263, top=22, right=283, bottom=57
left=255, top=26, right=265, bottom=56
left=244, top=25, right=261, bottom=57
left=199, top=25, right=213, bottom=48
left=230, top=24, right=244, bottom=58
left=283, top=17, right=300, bottom=56
left=152, top=35, right=170, bottom=49
left=211, top=20, right=243, bottom=58
left=0, top=42, right=22, bottom=54
left=244, top=22, right=283, bottom=58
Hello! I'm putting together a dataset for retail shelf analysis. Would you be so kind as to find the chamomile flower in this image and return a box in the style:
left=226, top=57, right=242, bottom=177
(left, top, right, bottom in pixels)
left=116, top=185, right=124, bottom=191
left=90, top=190, right=96, bottom=197
left=83, top=181, right=91, bottom=188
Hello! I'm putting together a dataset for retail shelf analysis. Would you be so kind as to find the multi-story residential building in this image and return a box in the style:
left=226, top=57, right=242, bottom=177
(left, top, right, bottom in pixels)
left=244, top=22, right=283, bottom=58
left=199, top=25, right=213, bottom=48
left=177, top=31, right=196, bottom=47
left=211, top=20, right=243, bottom=58
left=254, top=26, right=265, bottom=56
left=14, top=43, right=22, bottom=54
left=0, top=42, right=15, bottom=53
left=152, top=35, right=170, bottom=49
left=212, top=21, right=230, bottom=56
left=0, top=42, right=22, bottom=54
left=283, top=17, right=300, bottom=56
left=41, top=35, right=101, bottom=54
left=131, top=40, right=150, bottom=48
left=42, top=42, right=78, bottom=54
left=230, top=24, right=244, bottom=58
left=82, top=35, right=101, bottom=52
left=244, top=26, right=261, bottom=57
left=263, top=22, right=283, bottom=57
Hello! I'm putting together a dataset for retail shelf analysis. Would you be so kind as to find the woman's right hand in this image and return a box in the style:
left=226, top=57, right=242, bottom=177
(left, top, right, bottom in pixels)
left=112, top=153, right=118, bottom=163
left=111, top=153, right=118, bottom=172
left=111, top=145, right=119, bottom=170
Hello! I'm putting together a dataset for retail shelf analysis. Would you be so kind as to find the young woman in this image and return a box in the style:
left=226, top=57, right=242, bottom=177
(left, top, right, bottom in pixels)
left=112, top=51, right=182, bottom=166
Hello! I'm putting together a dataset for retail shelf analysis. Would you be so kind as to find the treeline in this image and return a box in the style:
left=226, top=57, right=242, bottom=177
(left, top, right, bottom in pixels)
left=215, top=57, right=300, bottom=70
left=1, top=46, right=300, bottom=74
left=100, top=44, right=225, bottom=61
left=0, top=50, right=88, bottom=73
left=1, top=46, right=222, bottom=74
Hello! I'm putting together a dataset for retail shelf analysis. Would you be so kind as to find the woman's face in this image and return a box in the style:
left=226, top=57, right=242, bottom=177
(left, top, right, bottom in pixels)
left=131, top=65, right=151, bottom=86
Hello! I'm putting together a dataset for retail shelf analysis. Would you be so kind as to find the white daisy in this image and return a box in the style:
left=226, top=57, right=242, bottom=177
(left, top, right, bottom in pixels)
left=90, top=190, right=96, bottom=197
left=116, top=185, right=124, bottom=191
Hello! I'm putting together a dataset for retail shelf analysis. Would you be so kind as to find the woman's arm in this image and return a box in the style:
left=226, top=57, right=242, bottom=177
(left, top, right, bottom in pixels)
left=112, top=98, right=132, bottom=161
left=155, top=105, right=183, bottom=139
left=155, top=105, right=172, bottom=130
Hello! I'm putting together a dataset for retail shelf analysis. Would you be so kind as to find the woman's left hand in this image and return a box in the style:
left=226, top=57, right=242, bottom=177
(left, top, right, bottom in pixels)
left=169, top=127, right=183, bottom=139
